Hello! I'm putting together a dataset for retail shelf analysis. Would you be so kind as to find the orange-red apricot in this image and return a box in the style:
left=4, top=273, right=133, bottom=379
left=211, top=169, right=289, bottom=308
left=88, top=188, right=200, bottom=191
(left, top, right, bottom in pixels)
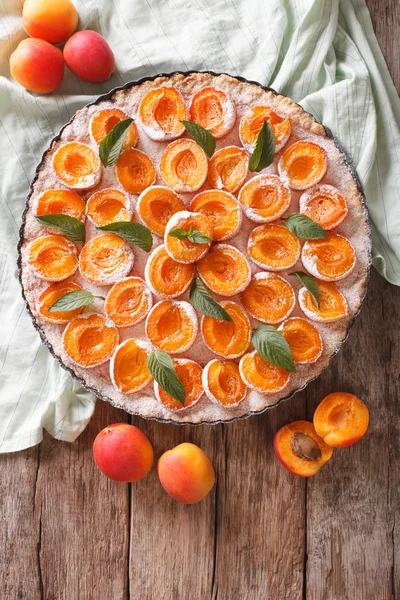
left=137, top=186, right=185, bottom=237
left=37, top=281, right=83, bottom=324
left=273, top=420, right=333, bottom=477
left=138, top=87, right=188, bottom=141
left=116, top=148, right=156, bottom=195
left=110, top=338, right=153, bottom=394
left=26, top=234, right=78, bottom=281
left=63, top=31, right=115, bottom=84
left=298, top=281, right=348, bottom=322
left=164, top=211, right=213, bottom=264
left=86, top=188, right=132, bottom=227
left=63, top=313, right=119, bottom=368
left=301, top=233, right=356, bottom=281
left=160, top=139, right=208, bottom=192
left=144, top=245, right=194, bottom=298
left=89, top=108, right=138, bottom=149
left=313, top=392, right=369, bottom=447
left=10, top=38, right=64, bottom=94
left=189, top=87, right=236, bottom=138
left=239, top=351, right=290, bottom=393
left=201, top=301, right=251, bottom=358
left=278, top=317, right=323, bottom=364
left=238, top=174, right=291, bottom=223
left=53, top=142, right=101, bottom=190
left=78, top=233, right=134, bottom=286
left=23, top=0, right=78, bottom=43
left=197, top=244, right=251, bottom=297
left=145, top=300, right=198, bottom=354
left=299, top=184, right=348, bottom=230
left=239, top=105, right=291, bottom=152
left=247, top=223, right=300, bottom=271
left=202, top=359, right=247, bottom=406
left=278, top=141, right=328, bottom=190
left=241, top=272, right=295, bottom=324
left=207, top=146, right=248, bottom=194
left=105, top=276, right=152, bottom=327
left=35, top=189, right=86, bottom=223
left=190, top=190, right=242, bottom=241
left=154, top=359, right=203, bottom=411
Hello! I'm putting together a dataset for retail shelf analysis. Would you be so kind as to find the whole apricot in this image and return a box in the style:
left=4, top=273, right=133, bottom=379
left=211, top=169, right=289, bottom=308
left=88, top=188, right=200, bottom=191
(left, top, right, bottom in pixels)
left=93, top=423, right=153, bottom=482
left=23, top=0, right=78, bottom=44
left=158, top=442, right=215, bottom=504
left=63, top=30, right=115, bottom=83
left=10, top=38, right=64, bottom=94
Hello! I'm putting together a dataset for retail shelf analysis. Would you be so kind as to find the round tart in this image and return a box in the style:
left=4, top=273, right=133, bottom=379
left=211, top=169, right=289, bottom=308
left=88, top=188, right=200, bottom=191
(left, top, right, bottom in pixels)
left=19, top=71, right=371, bottom=425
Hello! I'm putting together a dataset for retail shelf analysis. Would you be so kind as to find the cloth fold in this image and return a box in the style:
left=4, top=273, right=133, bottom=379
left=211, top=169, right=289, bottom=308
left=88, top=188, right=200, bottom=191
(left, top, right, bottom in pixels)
left=0, top=0, right=399, bottom=452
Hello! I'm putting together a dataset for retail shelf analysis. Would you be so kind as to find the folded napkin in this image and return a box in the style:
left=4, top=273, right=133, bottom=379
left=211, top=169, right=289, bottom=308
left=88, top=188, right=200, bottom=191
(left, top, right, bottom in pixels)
left=0, top=0, right=398, bottom=452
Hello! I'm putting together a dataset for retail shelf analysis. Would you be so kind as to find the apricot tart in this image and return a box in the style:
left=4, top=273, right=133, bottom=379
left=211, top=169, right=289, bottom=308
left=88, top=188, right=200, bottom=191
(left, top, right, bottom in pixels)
left=19, top=72, right=370, bottom=425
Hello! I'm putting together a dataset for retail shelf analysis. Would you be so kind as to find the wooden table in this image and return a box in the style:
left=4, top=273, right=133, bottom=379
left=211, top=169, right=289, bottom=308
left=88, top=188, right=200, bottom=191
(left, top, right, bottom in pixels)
left=2, top=2, right=399, bottom=598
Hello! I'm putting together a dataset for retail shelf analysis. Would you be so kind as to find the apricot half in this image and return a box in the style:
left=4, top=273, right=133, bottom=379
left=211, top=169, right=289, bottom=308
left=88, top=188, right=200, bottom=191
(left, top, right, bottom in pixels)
left=89, top=108, right=138, bottom=149
left=197, top=244, right=251, bottom=297
left=38, top=281, right=83, bottom=324
left=145, top=300, right=198, bottom=354
left=202, top=360, right=247, bottom=406
left=154, top=358, right=203, bottom=411
left=239, top=105, right=291, bottom=152
left=35, top=189, right=86, bottom=222
left=138, top=87, right=187, bottom=141
left=63, top=313, right=119, bottom=368
left=313, top=392, right=369, bottom=447
left=190, top=190, right=242, bottom=241
left=238, top=174, right=291, bottom=223
left=278, top=141, right=328, bottom=190
left=273, top=421, right=333, bottom=477
left=53, top=142, right=101, bottom=190
left=105, top=276, right=152, bottom=327
left=110, top=338, right=153, bottom=394
left=299, top=184, right=348, bottom=230
left=144, top=245, right=194, bottom=298
left=299, top=281, right=348, bottom=322
left=79, top=233, right=134, bottom=286
left=160, top=139, right=208, bottom=192
left=26, top=235, right=78, bottom=281
left=247, top=224, right=300, bottom=271
left=302, top=233, right=356, bottom=281
left=137, top=186, right=185, bottom=237
left=116, top=149, right=156, bottom=195
left=164, top=211, right=213, bottom=264
left=242, top=272, right=295, bottom=324
left=278, top=317, right=323, bottom=364
left=208, top=146, right=248, bottom=194
left=189, top=87, right=236, bottom=138
left=239, top=351, right=290, bottom=393
left=201, top=301, right=251, bottom=358
left=86, top=188, right=132, bottom=227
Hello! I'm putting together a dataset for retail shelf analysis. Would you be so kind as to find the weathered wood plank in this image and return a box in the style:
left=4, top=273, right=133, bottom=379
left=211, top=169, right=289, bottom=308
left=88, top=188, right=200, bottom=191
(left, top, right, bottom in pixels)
left=367, top=0, right=400, bottom=92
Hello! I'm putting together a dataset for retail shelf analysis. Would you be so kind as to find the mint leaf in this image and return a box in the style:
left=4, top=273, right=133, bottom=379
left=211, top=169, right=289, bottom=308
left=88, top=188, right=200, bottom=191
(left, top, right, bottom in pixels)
left=99, top=118, right=134, bottom=166
left=252, top=324, right=296, bottom=373
left=147, top=350, right=185, bottom=405
left=190, top=278, right=233, bottom=322
left=49, top=290, right=104, bottom=312
left=35, top=214, right=85, bottom=245
left=180, top=120, right=216, bottom=158
left=168, top=228, right=188, bottom=240
left=249, top=120, right=275, bottom=172
left=168, top=226, right=212, bottom=245
left=290, top=271, right=320, bottom=309
left=97, top=221, right=153, bottom=252
left=283, top=213, right=328, bottom=240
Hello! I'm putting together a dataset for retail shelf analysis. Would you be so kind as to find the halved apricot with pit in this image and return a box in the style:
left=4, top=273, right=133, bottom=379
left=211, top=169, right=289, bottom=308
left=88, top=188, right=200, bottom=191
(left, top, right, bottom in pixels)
left=278, top=141, right=327, bottom=190
left=238, top=174, right=291, bottom=223
left=110, top=338, right=153, bottom=393
left=197, top=244, right=251, bottom=296
left=63, top=313, right=119, bottom=368
left=26, top=235, right=78, bottom=281
left=239, top=350, right=290, bottom=393
left=202, top=359, right=247, bottom=406
left=38, top=281, right=83, bottom=324
left=137, top=186, right=185, bottom=237
left=189, top=87, right=236, bottom=138
left=86, top=188, right=132, bottom=227
left=89, top=108, right=138, bottom=149
left=144, top=245, right=194, bottom=298
left=53, top=142, right=101, bottom=190
left=302, top=233, right=356, bottom=281
left=207, top=146, right=248, bottom=194
left=239, top=105, right=291, bottom=152
left=298, top=281, right=348, bottom=322
left=155, top=358, right=203, bottom=411
left=35, top=189, right=86, bottom=222
left=105, top=276, right=152, bottom=327
left=164, top=211, right=213, bottom=264
left=273, top=420, right=333, bottom=477
left=190, top=190, right=242, bottom=241
left=241, top=272, right=295, bottom=324
left=247, top=224, right=300, bottom=271
left=278, top=317, right=323, bottom=364
left=299, top=184, right=348, bottom=230
left=160, top=139, right=208, bottom=192
left=313, top=392, right=369, bottom=447
left=79, top=233, right=134, bottom=285
left=145, top=300, right=198, bottom=354
left=138, top=87, right=187, bottom=141
left=116, top=148, right=156, bottom=195
left=201, top=301, right=251, bottom=358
